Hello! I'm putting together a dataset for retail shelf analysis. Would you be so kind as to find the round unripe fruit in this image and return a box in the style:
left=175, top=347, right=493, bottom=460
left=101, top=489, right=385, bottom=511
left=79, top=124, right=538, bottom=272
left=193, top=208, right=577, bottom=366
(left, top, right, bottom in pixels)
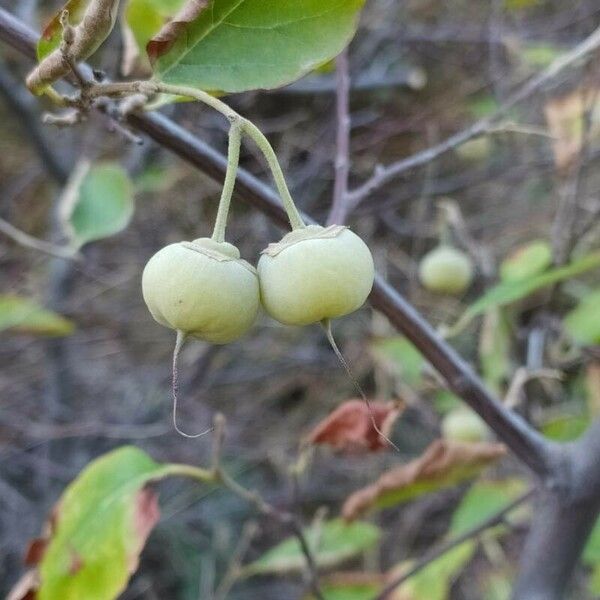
left=258, top=225, right=375, bottom=326
left=441, top=408, right=489, bottom=443
left=142, top=238, right=259, bottom=343
left=419, top=245, right=474, bottom=295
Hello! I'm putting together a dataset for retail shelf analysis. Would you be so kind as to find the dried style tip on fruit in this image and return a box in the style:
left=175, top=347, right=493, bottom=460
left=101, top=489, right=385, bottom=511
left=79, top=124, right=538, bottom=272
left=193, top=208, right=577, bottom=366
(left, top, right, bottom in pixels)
left=419, top=245, right=474, bottom=295
left=441, top=407, right=490, bottom=443
left=26, top=0, right=121, bottom=94
left=142, top=238, right=260, bottom=343
left=258, top=225, right=375, bottom=326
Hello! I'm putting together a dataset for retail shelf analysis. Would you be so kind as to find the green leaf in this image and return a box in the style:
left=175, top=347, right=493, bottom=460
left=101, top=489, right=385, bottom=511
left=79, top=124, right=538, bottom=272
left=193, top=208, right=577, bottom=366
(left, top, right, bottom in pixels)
left=152, top=0, right=366, bottom=93
left=500, top=240, right=552, bottom=282
left=584, top=517, right=600, bottom=565
left=371, top=336, right=425, bottom=387
left=397, top=541, right=476, bottom=600
left=37, top=0, right=90, bottom=60
left=450, top=251, right=600, bottom=335
left=244, top=518, right=380, bottom=577
left=62, top=161, right=134, bottom=248
left=542, top=414, right=590, bottom=442
left=479, top=308, right=511, bottom=394
left=521, top=43, right=563, bottom=68
left=449, top=479, right=528, bottom=536
left=316, top=581, right=381, bottom=600
left=125, top=0, right=186, bottom=69
left=564, top=289, right=600, bottom=345
left=0, top=295, right=74, bottom=337
left=39, top=447, right=171, bottom=600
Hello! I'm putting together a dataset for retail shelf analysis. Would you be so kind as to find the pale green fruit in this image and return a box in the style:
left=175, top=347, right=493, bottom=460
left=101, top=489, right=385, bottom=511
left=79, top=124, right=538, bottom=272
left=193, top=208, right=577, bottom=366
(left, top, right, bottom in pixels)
left=142, top=238, right=259, bottom=343
left=441, top=408, right=490, bottom=443
left=258, top=225, right=375, bottom=326
left=419, top=245, right=474, bottom=295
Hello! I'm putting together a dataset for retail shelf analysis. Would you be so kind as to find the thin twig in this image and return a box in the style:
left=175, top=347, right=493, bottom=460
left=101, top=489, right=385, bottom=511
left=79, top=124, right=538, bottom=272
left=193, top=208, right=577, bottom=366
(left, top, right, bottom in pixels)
left=347, top=25, right=600, bottom=207
left=373, top=488, right=535, bottom=600
left=327, top=48, right=351, bottom=226
left=0, top=217, right=80, bottom=260
left=213, top=521, right=259, bottom=600
left=210, top=414, right=326, bottom=600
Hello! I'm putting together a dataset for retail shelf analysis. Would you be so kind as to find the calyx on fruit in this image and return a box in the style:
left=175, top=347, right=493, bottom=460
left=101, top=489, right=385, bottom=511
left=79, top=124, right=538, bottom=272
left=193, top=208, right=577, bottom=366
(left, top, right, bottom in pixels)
left=419, top=245, right=474, bottom=295
left=142, top=237, right=259, bottom=344
left=258, top=225, right=375, bottom=326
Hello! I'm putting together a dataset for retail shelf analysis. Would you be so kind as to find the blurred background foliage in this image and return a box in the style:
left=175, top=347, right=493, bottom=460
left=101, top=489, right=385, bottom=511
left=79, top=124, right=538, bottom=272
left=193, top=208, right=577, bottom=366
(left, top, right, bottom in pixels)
left=0, top=0, right=599, bottom=598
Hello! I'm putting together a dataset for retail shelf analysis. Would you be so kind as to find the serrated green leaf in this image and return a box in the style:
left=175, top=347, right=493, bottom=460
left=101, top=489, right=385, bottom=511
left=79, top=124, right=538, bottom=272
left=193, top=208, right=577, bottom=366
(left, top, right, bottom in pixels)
left=449, top=479, right=529, bottom=537
left=450, top=252, right=600, bottom=335
left=564, top=289, right=600, bottom=345
left=63, top=162, right=134, bottom=248
left=244, top=518, right=380, bottom=577
left=39, top=447, right=173, bottom=600
left=0, top=295, right=74, bottom=337
left=500, top=240, right=552, bottom=282
left=152, top=0, right=365, bottom=93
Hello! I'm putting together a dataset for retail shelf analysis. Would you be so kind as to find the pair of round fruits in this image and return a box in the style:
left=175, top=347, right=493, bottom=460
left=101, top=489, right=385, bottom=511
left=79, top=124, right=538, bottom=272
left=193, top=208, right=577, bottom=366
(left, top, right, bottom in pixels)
left=142, top=225, right=375, bottom=343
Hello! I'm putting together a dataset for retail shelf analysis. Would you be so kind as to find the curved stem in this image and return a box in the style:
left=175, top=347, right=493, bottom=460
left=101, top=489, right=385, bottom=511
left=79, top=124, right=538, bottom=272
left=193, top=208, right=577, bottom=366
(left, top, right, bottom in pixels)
left=172, top=329, right=213, bottom=439
left=86, top=80, right=306, bottom=230
left=240, top=118, right=305, bottom=230
left=212, top=117, right=242, bottom=242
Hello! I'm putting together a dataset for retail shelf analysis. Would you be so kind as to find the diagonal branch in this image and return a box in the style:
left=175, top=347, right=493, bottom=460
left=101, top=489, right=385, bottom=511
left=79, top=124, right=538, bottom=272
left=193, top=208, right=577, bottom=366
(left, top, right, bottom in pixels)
left=0, top=6, right=558, bottom=481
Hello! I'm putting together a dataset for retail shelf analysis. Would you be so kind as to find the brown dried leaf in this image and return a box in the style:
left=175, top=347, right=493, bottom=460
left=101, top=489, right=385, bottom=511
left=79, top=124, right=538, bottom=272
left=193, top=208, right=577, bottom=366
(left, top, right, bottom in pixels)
left=342, top=439, right=506, bottom=521
left=129, top=487, right=160, bottom=572
left=147, top=0, right=208, bottom=64
left=544, top=86, right=600, bottom=173
left=307, top=399, right=404, bottom=453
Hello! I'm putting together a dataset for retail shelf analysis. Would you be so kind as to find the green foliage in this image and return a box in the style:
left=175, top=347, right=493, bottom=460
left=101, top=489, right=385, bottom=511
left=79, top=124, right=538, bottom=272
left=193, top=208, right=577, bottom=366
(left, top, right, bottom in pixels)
left=316, top=581, right=380, bottom=600
left=499, top=240, right=552, bottom=282
left=125, top=0, right=186, bottom=67
left=39, top=447, right=170, bottom=600
left=451, top=251, right=600, bottom=334
left=151, top=0, right=365, bottom=93
left=372, top=336, right=425, bottom=387
left=0, top=295, right=74, bottom=336
left=542, top=414, right=590, bottom=442
left=479, top=308, right=511, bottom=394
left=65, top=162, right=134, bottom=249
left=244, top=519, right=380, bottom=576
left=449, top=479, right=528, bottom=536
left=37, top=0, right=90, bottom=59
left=397, top=542, right=476, bottom=600
left=564, top=288, right=600, bottom=345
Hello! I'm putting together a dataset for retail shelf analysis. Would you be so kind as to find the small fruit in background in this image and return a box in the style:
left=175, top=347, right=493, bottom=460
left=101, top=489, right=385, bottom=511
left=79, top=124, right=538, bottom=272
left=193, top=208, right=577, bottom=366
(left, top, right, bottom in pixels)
left=442, top=407, right=490, bottom=443
left=142, top=238, right=260, bottom=343
left=455, top=137, right=492, bottom=162
left=258, top=224, right=375, bottom=326
left=419, top=245, right=474, bottom=295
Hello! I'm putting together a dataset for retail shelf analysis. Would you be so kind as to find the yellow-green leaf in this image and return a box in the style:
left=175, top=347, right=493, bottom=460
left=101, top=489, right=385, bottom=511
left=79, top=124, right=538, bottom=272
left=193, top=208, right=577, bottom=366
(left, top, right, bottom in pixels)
left=38, top=447, right=170, bottom=600
left=62, top=161, right=134, bottom=249
left=152, top=0, right=366, bottom=93
left=244, top=518, right=380, bottom=577
left=0, top=295, right=74, bottom=337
